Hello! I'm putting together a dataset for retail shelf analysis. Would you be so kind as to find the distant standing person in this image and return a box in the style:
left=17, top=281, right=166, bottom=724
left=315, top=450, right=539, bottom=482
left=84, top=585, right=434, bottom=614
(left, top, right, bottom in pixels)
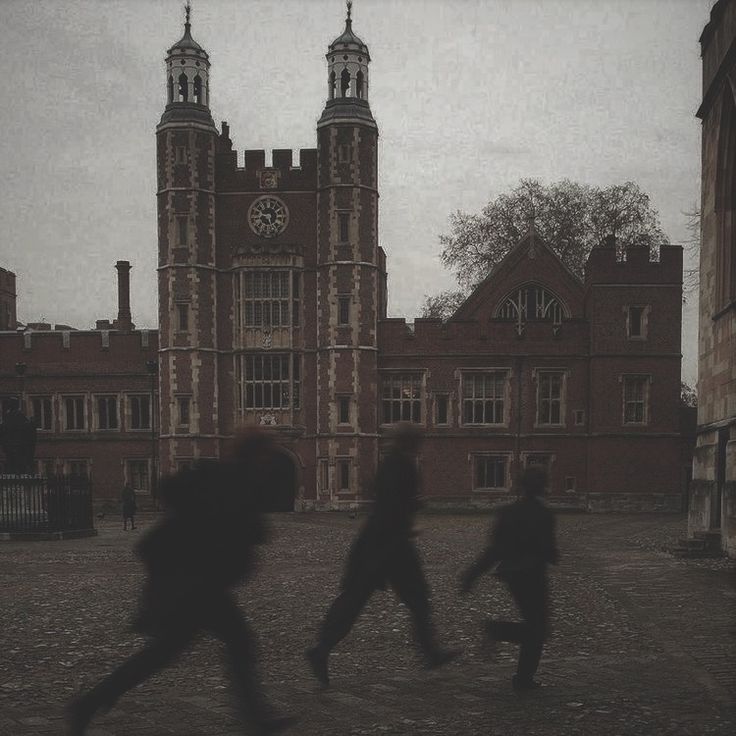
left=460, top=466, right=558, bottom=691
left=121, top=484, right=137, bottom=530
left=306, top=424, right=457, bottom=687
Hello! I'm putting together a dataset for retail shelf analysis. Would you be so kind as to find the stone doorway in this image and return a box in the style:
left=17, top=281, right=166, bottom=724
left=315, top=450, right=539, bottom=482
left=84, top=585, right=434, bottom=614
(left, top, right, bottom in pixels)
left=263, top=449, right=296, bottom=512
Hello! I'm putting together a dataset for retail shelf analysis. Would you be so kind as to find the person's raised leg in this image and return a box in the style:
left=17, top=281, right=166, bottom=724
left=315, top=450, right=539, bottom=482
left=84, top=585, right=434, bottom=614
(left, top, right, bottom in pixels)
left=207, top=593, right=296, bottom=734
left=306, top=572, right=375, bottom=687
left=67, top=626, right=194, bottom=735
left=507, top=576, right=548, bottom=690
left=389, top=543, right=458, bottom=668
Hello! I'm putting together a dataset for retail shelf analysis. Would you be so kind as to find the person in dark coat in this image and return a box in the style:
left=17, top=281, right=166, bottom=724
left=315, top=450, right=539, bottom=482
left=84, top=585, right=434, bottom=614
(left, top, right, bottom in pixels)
left=460, top=465, right=558, bottom=691
left=66, top=428, right=296, bottom=736
left=121, top=484, right=137, bottom=530
left=305, top=424, right=457, bottom=688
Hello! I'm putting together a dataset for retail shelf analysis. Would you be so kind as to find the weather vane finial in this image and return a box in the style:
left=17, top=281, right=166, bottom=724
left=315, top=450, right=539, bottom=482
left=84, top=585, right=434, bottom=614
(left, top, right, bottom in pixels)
left=347, top=0, right=352, bottom=22
left=185, top=1, right=191, bottom=28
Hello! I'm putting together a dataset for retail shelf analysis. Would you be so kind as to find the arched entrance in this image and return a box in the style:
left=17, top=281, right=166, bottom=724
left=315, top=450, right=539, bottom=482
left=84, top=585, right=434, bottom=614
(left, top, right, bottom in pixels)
left=263, top=449, right=297, bottom=512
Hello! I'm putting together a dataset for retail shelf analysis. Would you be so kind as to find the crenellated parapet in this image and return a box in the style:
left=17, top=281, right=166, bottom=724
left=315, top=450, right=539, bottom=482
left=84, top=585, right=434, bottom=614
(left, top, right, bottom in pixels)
left=0, top=266, right=17, bottom=331
left=216, top=123, right=318, bottom=191
left=0, top=329, right=158, bottom=374
left=585, top=244, right=683, bottom=286
left=378, top=317, right=590, bottom=355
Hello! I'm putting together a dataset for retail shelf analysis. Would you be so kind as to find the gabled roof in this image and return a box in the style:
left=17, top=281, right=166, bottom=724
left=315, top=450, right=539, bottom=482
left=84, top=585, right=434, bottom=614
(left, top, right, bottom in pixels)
left=451, top=231, right=585, bottom=322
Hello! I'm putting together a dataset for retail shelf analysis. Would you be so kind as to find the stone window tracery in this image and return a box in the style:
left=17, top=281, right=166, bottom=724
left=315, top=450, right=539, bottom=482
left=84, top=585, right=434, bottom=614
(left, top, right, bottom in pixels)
left=461, top=371, right=507, bottom=425
left=496, top=284, right=566, bottom=329
left=236, top=353, right=300, bottom=411
left=381, top=373, right=423, bottom=424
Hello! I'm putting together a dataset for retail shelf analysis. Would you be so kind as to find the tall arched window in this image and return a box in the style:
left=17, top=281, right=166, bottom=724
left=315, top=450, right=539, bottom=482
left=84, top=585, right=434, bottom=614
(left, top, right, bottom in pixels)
left=193, top=75, right=202, bottom=104
left=356, top=70, right=364, bottom=99
left=329, top=71, right=336, bottom=100
left=340, top=69, right=351, bottom=98
left=178, top=73, right=188, bottom=102
left=716, top=85, right=736, bottom=308
left=167, top=75, right=174, bottom=103
left=496, top=284, right=566, bottom=328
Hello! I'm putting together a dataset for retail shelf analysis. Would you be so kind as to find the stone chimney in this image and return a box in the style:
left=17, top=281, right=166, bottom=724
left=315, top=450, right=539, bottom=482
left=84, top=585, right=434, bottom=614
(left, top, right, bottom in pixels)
left=115, top=261, right=133, bottom=332
left=0, top=266, right=18, bottom=331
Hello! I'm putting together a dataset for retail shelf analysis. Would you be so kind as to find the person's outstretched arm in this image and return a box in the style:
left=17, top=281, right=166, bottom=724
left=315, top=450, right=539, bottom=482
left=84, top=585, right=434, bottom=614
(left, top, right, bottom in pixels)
left=459, top=514, right=505, bottom=593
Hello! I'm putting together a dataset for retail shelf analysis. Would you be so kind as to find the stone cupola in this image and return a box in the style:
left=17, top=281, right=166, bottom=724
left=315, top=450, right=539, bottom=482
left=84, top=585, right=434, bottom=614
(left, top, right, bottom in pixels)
left=319, top=1, right=375, bottom=128
left=160, top=2, right=214, bottom=128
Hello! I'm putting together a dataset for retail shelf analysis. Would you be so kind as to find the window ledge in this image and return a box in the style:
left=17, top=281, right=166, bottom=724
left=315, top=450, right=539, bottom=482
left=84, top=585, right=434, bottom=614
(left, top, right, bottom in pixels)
left=461, top=423, right=508, bottom=428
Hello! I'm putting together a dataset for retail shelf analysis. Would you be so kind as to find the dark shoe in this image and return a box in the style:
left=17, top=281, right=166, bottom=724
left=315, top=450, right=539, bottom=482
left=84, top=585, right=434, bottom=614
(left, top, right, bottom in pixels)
left=65, top=697, right=94, bottom=736
left=257, top=714, right=299, bottom=734
left=426, top=648, right=460, bottom=669
left=305, top=646, right=329, bottom=688
left=512, top=675, right=542, bottom=692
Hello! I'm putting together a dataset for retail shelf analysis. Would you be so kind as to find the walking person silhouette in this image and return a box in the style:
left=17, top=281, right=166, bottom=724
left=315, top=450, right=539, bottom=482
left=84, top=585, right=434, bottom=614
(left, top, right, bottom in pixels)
left=66, top=428, right=296, bottom=735
left=305, top=424, right=457, bottom=687
left=460, top=465, right=558, bottom=691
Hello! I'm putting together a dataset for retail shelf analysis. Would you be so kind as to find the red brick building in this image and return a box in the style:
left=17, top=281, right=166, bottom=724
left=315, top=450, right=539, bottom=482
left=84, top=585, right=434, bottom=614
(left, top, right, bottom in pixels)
left=0, top=7, right=688, bottom=511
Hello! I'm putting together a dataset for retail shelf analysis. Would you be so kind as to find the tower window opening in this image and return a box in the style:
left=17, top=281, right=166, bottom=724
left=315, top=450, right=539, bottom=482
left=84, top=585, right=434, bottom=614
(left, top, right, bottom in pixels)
left=329, top=71, right=336, bottom=100
left=178, top=73, right=188, bottom=102
left=193, top=75, right=202, bottom=104
left=356, top=70, right=364, bottom=99
left=337, top=212, right=351, bottom=243
left=167, top=75, right=174, bottom=103
left=340, top=69, right=350, bottom=98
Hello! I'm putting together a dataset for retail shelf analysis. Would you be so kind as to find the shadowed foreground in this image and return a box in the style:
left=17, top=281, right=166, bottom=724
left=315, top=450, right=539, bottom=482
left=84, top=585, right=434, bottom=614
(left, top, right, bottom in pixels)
left=1, top=513, right=734, bottom=735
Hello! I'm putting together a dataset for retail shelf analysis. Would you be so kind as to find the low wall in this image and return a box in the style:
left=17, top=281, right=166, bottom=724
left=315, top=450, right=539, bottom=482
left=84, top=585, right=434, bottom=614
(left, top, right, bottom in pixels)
left=587, top=492, right=684, bottom=513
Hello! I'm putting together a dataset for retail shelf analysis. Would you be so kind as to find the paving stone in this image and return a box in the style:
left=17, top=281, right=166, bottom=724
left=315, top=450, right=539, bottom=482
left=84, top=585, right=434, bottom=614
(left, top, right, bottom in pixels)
left=1, top=513, right=734, bottom=735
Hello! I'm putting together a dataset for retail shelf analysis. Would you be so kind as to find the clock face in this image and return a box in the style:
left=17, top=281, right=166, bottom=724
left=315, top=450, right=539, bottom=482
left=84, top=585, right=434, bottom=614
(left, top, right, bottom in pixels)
left=248, top=196, right=289, bottom=238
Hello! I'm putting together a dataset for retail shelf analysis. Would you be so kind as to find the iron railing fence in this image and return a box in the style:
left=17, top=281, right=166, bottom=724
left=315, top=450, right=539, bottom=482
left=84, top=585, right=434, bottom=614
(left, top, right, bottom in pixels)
left=0, top=474, right=94, bottom=533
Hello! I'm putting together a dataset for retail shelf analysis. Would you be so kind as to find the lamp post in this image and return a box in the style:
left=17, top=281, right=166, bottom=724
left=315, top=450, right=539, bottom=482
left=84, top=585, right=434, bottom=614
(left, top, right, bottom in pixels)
left=145, top=359, right=158, bottom=509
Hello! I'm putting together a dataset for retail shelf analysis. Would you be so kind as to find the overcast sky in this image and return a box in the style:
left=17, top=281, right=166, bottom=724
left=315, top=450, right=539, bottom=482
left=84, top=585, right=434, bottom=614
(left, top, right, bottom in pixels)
left=0, top=0, right=714, bottom=384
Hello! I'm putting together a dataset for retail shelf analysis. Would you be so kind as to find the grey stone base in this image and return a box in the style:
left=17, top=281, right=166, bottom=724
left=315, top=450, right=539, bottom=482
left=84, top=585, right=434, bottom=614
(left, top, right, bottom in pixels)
left=0, top=528, right=98, bottom=542
left=587, top=493, right=684, bottom=513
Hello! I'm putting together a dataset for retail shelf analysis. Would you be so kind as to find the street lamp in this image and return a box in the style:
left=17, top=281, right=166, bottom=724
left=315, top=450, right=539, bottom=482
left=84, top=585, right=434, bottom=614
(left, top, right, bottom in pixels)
left=145, top=359, right=158, bottom=508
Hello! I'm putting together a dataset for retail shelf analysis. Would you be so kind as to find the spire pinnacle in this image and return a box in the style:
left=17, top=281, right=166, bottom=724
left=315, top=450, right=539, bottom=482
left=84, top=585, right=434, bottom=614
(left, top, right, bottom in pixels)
left=185, top=1, right=191, bottom=31
left=346, top=0, right=352, bottom=25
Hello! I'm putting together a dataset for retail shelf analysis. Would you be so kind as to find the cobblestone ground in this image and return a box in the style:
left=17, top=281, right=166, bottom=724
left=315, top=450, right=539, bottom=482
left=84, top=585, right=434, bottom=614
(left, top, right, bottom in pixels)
left=1, top=512, right=734, bottom=736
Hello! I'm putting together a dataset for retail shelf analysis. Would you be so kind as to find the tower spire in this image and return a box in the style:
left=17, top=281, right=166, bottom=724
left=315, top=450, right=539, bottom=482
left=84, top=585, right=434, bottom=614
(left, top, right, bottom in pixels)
left=185, top=1, right=191, bottom=30
left=346, top=0, right=352, bottom=23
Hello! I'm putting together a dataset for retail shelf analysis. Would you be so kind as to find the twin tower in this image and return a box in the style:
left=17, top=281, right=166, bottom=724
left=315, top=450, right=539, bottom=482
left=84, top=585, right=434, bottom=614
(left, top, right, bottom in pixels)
left=156, top=4, right=385, bottom=508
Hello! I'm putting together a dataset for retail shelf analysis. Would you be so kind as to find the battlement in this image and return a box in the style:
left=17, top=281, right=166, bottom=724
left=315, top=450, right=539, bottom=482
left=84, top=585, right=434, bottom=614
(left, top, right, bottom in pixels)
left=0, top=266, right=16, bottom=290
left=215, top=122, right=318, bottom=191
left=0, top=328, right=159, bottom=371
left=0, top=266, right=17, bottom=331
left=585, top=244, right=683, bottom=285
left=378, top=316, right=590, bottom=355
